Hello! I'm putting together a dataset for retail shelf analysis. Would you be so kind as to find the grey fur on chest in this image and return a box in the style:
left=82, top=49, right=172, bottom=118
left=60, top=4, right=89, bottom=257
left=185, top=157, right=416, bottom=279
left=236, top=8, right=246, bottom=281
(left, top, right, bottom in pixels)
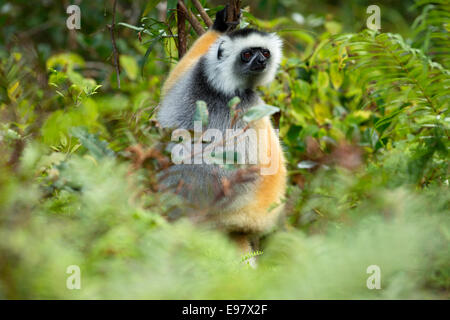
left=158, top=58, right=259, bottom=132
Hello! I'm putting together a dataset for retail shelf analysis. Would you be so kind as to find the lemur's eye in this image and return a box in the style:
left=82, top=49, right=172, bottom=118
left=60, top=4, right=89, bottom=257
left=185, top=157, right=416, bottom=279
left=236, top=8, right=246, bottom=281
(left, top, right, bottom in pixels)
left=262, top=49, right=271, bottom=58
left=242, top=50, right=253, bottom=62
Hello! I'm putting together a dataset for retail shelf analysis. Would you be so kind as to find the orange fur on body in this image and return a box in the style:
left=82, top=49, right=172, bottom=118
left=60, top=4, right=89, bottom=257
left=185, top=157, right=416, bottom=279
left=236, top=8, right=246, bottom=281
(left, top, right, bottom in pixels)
left=214, top=117, right=287, bottom=233
left=162, top=31, right=221, bottom=95
left=254, top=118, right=287, bottom=212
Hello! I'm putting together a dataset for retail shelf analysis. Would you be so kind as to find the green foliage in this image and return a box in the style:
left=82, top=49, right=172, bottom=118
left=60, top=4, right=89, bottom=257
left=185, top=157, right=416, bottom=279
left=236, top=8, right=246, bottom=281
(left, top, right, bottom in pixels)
left=194, top=100, right=209, bottom=127
left=71, top=127, right=115, bottom=160
left=412, top=0, right=450, bottom=68
left=243, top=104, right=280, bottom=123
left=333, top=30, right=449, bottom=184
left=0, top=0, right=448, bottom=299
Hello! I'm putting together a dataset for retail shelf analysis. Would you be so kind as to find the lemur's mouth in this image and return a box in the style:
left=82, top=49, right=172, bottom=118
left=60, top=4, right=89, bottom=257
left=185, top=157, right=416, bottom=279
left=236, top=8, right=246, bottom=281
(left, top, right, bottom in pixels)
left=249, top=64, right=266, bottom=72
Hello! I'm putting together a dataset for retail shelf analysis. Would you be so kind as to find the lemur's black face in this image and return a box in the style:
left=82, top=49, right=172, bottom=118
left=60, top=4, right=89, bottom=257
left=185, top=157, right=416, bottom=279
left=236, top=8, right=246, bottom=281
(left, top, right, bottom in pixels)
left=240, top=47, right=271, bottom=73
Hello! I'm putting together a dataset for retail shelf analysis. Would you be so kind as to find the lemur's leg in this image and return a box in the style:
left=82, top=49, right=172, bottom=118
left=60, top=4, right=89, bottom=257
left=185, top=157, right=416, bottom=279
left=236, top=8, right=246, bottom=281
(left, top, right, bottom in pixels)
left=229, top=232, right=257, bottom=268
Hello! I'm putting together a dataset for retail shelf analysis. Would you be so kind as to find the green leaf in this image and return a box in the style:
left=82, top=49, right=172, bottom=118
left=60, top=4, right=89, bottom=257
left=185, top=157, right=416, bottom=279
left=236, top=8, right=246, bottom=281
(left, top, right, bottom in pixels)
left=120, top=55, right=138, bottom=81
left=142, top=0, right=161, bottom=17
left=295, top=79, right=311, bottom=100
left=59, top=132, right=68, bottom=147
left=324, top=21, right=342, bottom=35
left=329, top=63, right=343, bottom=89
left=3, top=128, right=20, bottom=140
left=209, top=151, right=241, bottom=165
left=140, top=35, right=163, bottom=77
left=243, top=105, right=280, bottom=123
left=317, top=71, right=329, bottom=90
left=71, top=127, right=115, bottom=160
left=118, top=22, right=144, bottom=32
left=228, top=97, right=241, bottom=118
left=297, top=160, right=318, bottom=169
left=167, top=0, right=177, bottom=13
left=194, top=101, right=209, bottom=127
left=46, top=53, right=85, bottom=72
left=228, top=96, right=241, bottom=109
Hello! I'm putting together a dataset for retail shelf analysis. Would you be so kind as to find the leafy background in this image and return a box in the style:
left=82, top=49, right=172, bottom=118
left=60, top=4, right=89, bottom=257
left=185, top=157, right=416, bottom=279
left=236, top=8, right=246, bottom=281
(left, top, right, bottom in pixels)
left=0, top=0, right=448, bottom=299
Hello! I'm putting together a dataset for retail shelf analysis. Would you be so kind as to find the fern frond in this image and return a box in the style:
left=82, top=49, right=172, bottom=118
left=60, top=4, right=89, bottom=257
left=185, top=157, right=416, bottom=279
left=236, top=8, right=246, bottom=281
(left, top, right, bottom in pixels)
left=338, top=30, right=449, bottom=126
left=412, top=0, right=450, bottom=68
left=333, top=30, right=449, bottom=182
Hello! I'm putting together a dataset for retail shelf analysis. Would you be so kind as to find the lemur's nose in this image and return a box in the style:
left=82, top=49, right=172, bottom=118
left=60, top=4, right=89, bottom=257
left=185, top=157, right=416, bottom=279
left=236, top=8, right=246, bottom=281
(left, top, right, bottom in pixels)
left=250, top=52, right=267, bottom=72
left=255, top=53, right=267, bottom=69
left=257, top=53, right=267, bottom=65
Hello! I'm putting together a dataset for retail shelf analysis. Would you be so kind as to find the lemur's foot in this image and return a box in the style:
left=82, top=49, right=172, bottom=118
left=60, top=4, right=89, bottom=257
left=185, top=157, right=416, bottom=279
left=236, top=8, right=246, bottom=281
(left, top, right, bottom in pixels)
left=230, top=232, right=258, bottom=269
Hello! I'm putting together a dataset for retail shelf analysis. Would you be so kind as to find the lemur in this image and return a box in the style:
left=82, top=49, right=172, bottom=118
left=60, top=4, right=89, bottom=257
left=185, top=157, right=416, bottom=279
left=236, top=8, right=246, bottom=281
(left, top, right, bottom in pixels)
left=157, top=8, right=287, bottom=254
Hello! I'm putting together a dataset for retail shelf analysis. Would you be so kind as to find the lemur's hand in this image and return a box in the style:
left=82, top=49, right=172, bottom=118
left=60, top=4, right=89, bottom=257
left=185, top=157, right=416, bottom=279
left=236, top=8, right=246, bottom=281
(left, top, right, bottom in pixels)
left=212, top=5, right=241, bottom=33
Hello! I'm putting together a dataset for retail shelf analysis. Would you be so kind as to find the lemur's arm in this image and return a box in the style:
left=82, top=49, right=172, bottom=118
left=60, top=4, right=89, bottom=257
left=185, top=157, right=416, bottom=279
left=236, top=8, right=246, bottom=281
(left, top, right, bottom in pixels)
left=162, top=8, right=230, bottom=95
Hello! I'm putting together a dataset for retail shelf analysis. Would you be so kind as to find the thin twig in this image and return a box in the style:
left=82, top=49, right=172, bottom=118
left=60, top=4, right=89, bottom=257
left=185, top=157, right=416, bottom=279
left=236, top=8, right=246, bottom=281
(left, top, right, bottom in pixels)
left=107, top=0, right=121, bottom=88
left=177, top=0, right=205, bottom=35
left=191, top=0, right=213, bottom=27
left=177, top=1, right=187, bottom=58
left=165, top=10, right=179, bottom=61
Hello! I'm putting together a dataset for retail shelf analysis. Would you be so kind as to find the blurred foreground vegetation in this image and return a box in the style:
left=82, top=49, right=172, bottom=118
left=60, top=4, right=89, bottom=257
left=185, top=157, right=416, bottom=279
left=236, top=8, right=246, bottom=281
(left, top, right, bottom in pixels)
left=0, top=0, right=449, bottom=299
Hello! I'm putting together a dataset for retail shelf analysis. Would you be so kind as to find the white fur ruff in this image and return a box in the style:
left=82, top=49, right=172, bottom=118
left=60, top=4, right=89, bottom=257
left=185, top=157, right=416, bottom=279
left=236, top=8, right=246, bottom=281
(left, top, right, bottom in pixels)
left=204, top=32, right=283, bottom=95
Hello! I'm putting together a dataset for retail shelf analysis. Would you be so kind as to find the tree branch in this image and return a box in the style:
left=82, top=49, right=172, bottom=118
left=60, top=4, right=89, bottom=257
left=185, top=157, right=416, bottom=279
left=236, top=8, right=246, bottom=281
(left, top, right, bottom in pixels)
left=177, top=1, right=187, bottom=58
left=227, top=0, right=241, bottom=31
left=191, top=0, right=213, bottom=28
left=177, top=0, right=205, bottom=35
left=107, top=0, right=121, bottom=88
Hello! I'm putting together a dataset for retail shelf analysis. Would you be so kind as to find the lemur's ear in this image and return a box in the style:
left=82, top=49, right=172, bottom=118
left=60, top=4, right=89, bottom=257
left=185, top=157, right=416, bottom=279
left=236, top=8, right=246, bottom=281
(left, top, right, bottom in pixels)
left=212, top=7, right=229, bottom=32
left=212, top=5, right=241, bottom=33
